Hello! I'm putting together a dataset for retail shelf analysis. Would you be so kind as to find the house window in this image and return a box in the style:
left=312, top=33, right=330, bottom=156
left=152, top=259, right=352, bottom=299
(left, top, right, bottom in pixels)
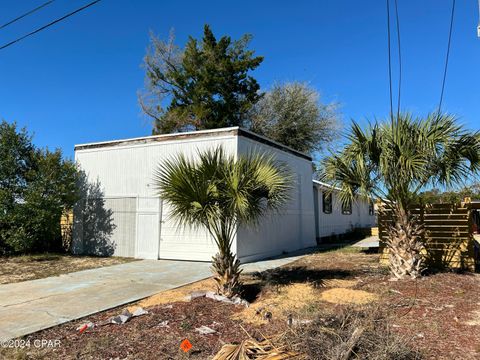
left=322, top=192, right=332, bottom=214
left=342, top=201, right=352, bottom=215
left=368, top=201, right=375, bottom=216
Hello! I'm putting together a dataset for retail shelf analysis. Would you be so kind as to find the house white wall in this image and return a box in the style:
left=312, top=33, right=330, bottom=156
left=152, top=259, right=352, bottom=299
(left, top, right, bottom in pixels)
left=313, top=181, right=376, bottom=239
left=74, top=129, right=238, bottom=261
left=73, top=127, right=316, bottom=263
left=236, top=135, right=316, bottom=262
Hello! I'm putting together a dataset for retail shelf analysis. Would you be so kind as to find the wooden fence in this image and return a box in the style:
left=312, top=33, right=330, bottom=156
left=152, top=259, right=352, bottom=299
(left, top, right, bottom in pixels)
left=60, top=210, right=73, bottom=251
left=378, top=203, right=476, bottom=271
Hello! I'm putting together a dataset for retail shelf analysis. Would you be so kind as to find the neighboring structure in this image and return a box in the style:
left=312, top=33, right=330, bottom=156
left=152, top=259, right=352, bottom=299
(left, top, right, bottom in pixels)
left=312, top=180, right=376, bottom=241
left=73, top=127, right=316, bottom=262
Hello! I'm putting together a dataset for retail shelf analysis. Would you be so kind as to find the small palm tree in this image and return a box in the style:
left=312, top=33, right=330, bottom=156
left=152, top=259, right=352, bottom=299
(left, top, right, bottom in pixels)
left=322, top=113, right=480, bottom=278
left=155, top=147, right=291, bottom=297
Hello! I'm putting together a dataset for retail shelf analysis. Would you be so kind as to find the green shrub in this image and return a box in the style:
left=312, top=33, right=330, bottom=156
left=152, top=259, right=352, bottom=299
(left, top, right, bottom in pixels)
left=0, top=121, right=79, bottom=255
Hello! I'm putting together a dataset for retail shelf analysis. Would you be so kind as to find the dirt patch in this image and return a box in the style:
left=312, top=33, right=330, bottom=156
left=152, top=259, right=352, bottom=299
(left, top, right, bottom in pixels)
left=0, top=254, right=135, bottom=284
left=320, top=287, right=379, bottom=305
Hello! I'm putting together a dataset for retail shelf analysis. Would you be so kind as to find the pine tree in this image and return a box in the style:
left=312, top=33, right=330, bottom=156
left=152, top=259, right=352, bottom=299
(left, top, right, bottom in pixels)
left=140, top=25, right=263, bottom=134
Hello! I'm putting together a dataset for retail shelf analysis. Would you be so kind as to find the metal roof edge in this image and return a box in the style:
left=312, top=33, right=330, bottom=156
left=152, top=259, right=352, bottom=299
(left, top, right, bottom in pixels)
left=74, top=126, right=312, bottom=161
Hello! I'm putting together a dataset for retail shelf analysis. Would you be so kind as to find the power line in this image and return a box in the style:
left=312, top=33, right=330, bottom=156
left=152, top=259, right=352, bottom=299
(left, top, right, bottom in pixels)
left=438, top=0, right=456, bottom=114
left=0, top=0, right=55, bottom=31
left=386, top=0, right=394, bottom=125
left=0, top=0, right=101, bottom=52
left=394, top=0, right=402, bottom=120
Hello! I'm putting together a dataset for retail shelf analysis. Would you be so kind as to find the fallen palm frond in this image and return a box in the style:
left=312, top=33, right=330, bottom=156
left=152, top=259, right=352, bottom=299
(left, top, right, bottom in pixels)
left=212, top=338, right=302, bottom=360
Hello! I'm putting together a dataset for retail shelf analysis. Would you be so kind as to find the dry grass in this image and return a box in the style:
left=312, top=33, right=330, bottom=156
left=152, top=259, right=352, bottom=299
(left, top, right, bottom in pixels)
left=320, top=288, right=379, bottom=305
left=284, top=306, right=422, bottom=360
left=0, top=254, right=135, bottom=284
left=232, top=283, right=320, bottom=325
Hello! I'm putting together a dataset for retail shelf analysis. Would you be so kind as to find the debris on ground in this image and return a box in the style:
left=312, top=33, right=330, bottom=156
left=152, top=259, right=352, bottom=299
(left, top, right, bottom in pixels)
left=76, top=307, right=149, bottom=331
left=212, top=338, right=300, bottom=360
left=186, top=291, right=250, bottom=307
left=110, top=309, right=133, bottom=325
left=157, top=320, right=169, bottom=328
left=195, top=325, right=217, bottom=335
left=110, top=307, right=148, bottom=324
left=76, top=322, right=94, bottom=333
left=286, top=315, right=312, bottom=327
left=320, top=288, right=378, bottom=305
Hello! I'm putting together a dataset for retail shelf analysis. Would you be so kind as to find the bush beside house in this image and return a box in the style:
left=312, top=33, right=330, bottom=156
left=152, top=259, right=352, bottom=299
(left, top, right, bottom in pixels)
left=0, top=120, right=79, bottom=255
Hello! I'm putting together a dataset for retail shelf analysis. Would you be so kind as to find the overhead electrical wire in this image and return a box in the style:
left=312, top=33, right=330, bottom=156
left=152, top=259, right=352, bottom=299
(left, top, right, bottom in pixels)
left=0, top=0, right=101, bottom=52
left=0, top=0, right=55, bottom=31
left=438, top=0, right=456, bottom=115
left=386, top=0, right=394, bottom=125
left=394, top=0, right=402, bottom=120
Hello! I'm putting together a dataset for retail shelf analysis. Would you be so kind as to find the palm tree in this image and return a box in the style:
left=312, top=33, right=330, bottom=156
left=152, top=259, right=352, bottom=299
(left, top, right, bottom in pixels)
left=322, top=113, right=480, bottom=279
left=155, top=147, right=291, bottom=297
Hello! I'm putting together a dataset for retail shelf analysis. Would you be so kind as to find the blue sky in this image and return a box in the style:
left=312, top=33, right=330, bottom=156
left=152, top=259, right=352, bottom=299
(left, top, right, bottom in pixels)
left=1, top=0, right=479, bottom=159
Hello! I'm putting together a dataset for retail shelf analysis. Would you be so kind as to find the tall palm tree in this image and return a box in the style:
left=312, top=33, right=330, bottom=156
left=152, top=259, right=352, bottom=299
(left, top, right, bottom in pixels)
left=155, top=147, right=291, bottom=297
left=322, top=113, right=480, bottom=278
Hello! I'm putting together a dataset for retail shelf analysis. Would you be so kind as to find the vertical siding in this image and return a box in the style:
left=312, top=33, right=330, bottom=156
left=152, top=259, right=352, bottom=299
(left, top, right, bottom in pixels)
left=313, top=184, right=376, bottom=239
left=72, top=197, right=137, bottom=257
left=236, top=137, right=316, bottom=262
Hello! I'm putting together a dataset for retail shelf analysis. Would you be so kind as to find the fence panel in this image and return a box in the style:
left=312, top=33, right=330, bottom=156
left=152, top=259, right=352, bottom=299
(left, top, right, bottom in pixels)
left=379, top=204, right=475, bottom=271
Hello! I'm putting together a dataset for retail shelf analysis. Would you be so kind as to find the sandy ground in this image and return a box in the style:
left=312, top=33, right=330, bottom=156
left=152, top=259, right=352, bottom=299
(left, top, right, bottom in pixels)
left=0, top=254, right=135, bottom=284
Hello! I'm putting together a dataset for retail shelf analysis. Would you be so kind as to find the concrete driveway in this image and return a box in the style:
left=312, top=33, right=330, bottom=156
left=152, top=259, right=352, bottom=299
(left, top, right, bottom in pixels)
left=0, top=252, right=308, bottom=341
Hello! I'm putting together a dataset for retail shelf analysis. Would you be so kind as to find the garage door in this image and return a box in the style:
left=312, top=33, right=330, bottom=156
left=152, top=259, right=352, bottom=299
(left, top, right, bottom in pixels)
left=159, top=201, right=217, bottom=261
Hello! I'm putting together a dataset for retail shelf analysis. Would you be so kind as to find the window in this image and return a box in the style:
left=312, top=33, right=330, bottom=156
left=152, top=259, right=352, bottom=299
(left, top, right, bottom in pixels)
left=342, top=201, right=352, bottom=215
left=322, top=192, right=332, bottom=214
left=368, top=201, right=375, bottom=216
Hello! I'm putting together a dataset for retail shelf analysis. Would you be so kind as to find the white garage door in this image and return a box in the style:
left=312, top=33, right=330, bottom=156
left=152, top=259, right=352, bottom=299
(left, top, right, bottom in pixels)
left=159, top=201, right=217, bottom=261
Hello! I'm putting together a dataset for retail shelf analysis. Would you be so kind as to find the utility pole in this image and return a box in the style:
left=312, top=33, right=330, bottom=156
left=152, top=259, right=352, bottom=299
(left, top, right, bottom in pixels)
left=478, top=0, right=480, bottom=37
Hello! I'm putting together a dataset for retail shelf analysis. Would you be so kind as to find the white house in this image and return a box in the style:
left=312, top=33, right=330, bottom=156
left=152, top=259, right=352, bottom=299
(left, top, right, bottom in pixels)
left=312, top=180, right=376, bottom=240
left=72, top=127, right=376, bottom=263
left=73, top=127, right=316, bottom=262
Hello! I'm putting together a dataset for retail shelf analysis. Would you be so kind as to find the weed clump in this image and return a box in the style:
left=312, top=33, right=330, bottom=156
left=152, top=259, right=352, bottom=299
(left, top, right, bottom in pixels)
left=284, top=306, right=421, bottom=360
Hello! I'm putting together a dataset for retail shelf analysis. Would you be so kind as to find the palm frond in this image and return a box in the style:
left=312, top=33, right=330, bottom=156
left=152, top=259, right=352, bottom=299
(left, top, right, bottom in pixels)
left=154, top=146, right=292, bottom=245
left=322, top=112, right=480, bottom=207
